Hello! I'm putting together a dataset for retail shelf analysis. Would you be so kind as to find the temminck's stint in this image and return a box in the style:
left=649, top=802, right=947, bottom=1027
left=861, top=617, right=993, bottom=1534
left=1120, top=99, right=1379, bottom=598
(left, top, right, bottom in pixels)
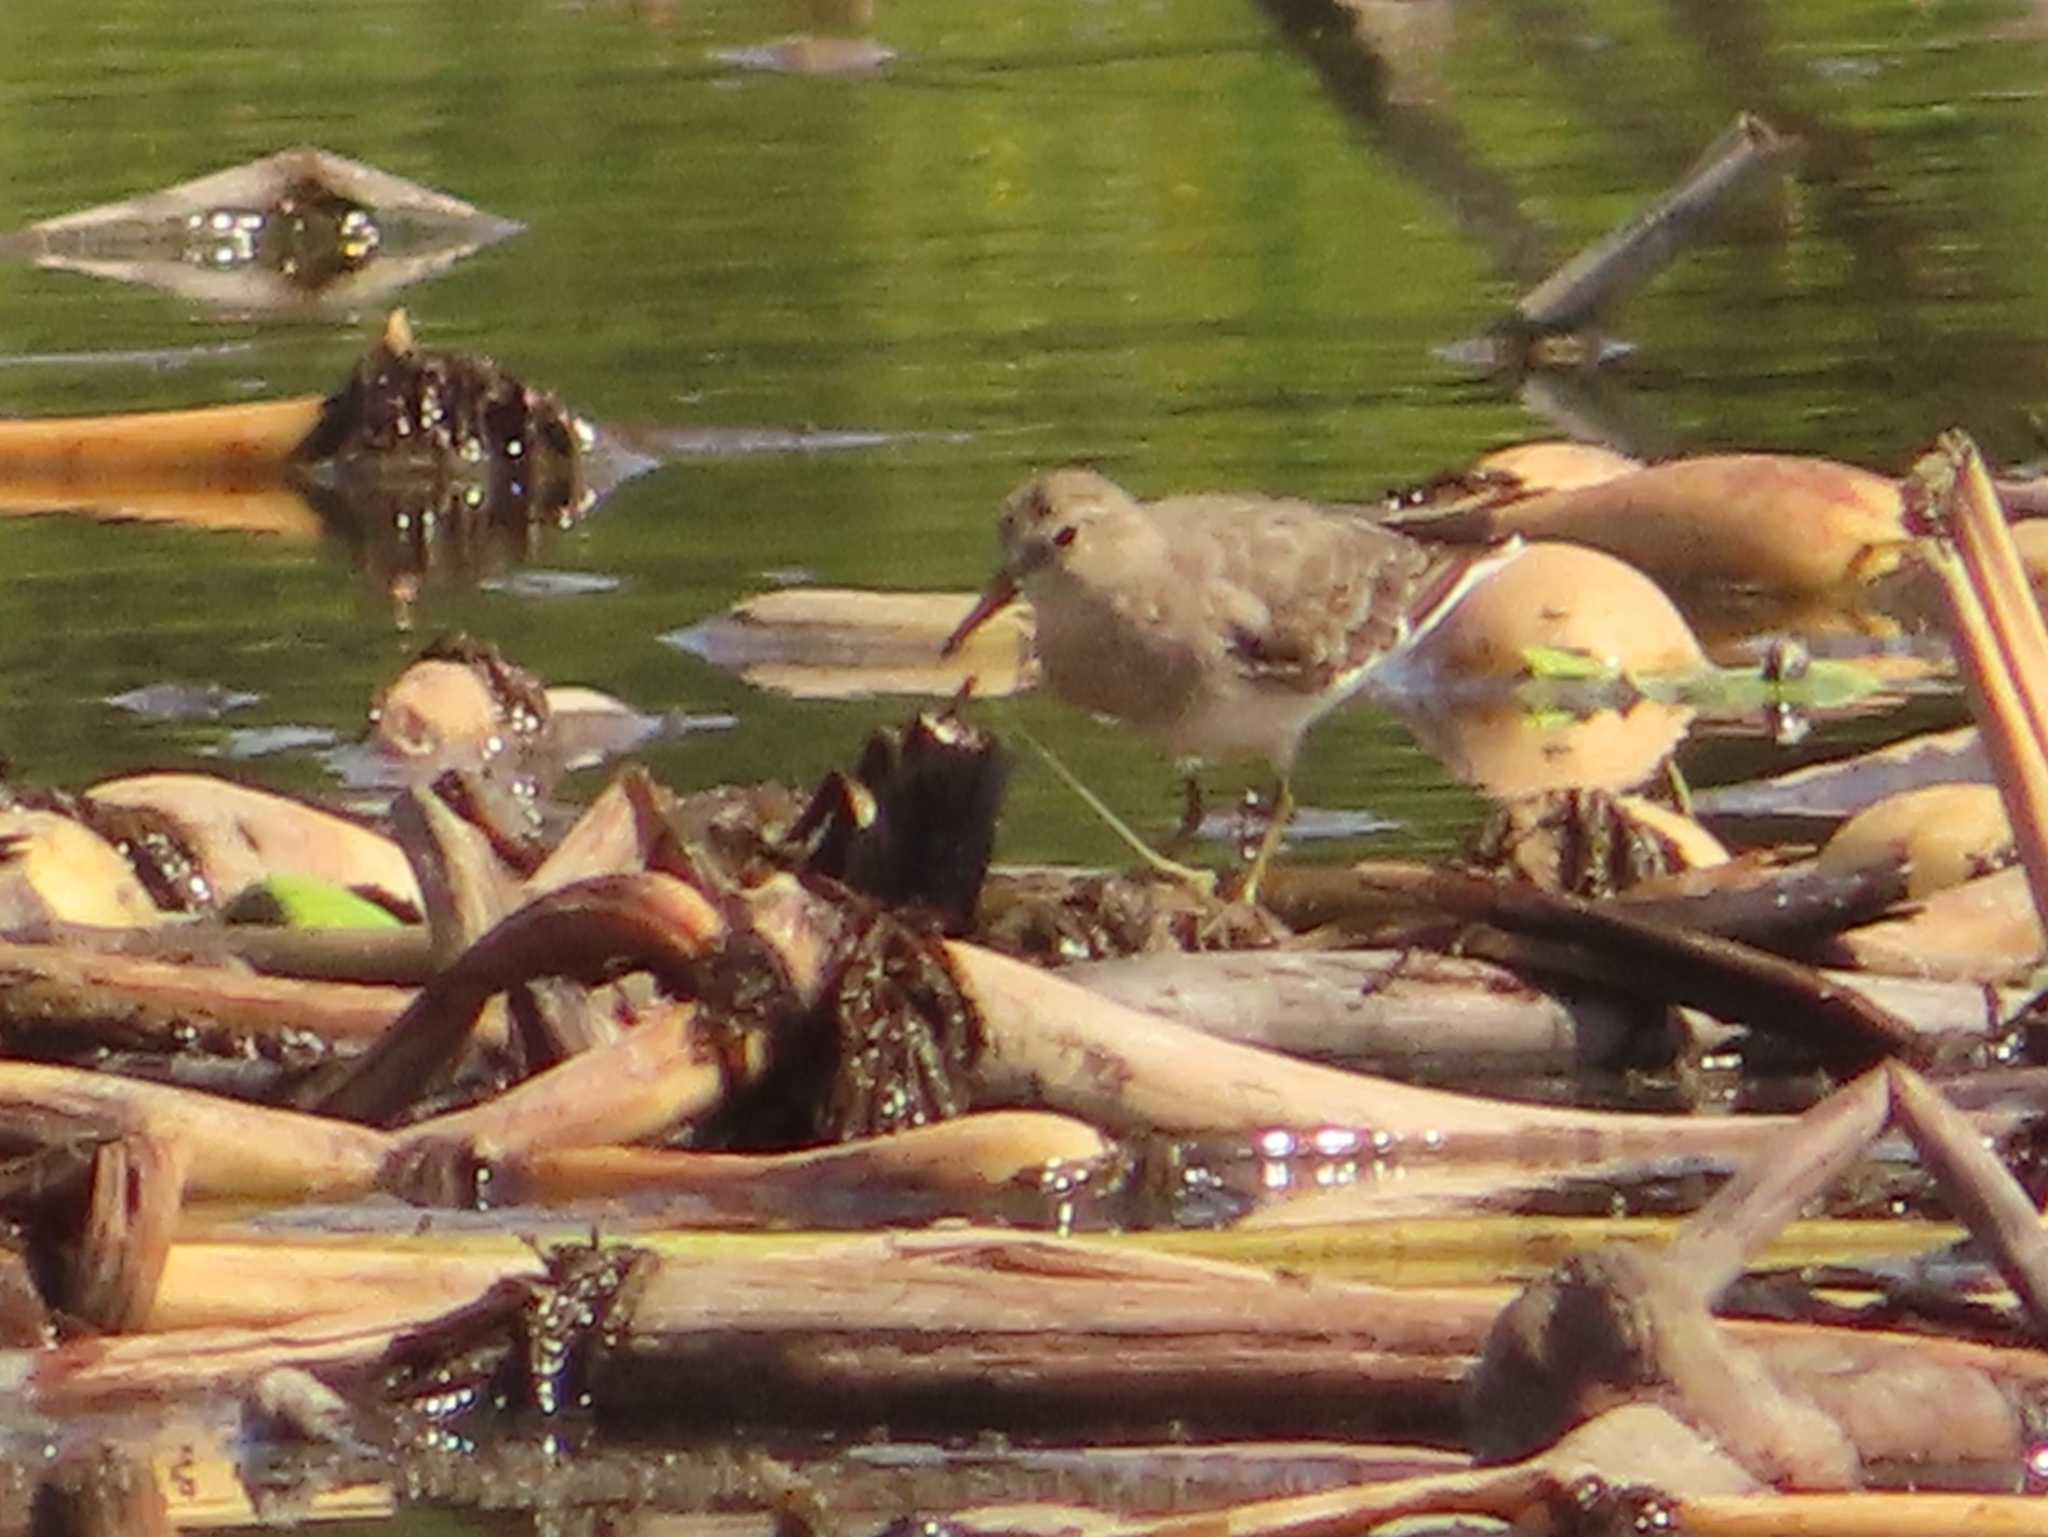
left=943, top=467, right=1513, bottom=899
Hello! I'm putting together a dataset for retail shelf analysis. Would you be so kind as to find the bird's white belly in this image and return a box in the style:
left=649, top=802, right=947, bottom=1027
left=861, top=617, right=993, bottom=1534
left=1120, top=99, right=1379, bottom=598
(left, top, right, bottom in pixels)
left=1156, top=676, right=1341, bottom=767
left=1026, top=545, right=1388, bottom=767
left=1035, top=601, right=1339, bottom=767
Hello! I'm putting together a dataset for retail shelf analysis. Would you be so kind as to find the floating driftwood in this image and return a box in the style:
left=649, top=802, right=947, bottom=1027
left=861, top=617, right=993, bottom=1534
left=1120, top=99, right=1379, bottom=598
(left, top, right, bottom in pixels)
left=667, top=586, right=1036, bottom=700
left=0, top=311, right=599, bottom=591
left=1386, top=452, right=1908, bottom=595
left=1510, top=114, right=1797, bottom=337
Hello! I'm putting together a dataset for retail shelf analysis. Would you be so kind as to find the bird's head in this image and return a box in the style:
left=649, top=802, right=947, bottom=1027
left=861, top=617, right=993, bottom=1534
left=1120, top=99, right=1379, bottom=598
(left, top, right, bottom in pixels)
left=942, top=468, right=1132, bottom=657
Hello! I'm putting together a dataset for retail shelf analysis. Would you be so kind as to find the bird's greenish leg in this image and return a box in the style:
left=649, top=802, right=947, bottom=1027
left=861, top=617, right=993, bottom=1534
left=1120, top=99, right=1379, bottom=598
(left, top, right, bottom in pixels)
left=1018, top=726, right=1219, bottom=897
left=1234, top=775, right=1295, bottom=907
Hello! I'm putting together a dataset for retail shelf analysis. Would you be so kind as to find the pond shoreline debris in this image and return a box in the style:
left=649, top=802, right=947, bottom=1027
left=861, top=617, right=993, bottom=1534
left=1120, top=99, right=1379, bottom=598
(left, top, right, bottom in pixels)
left=12, top=405, right=2048, bottom=1516
left=4, top=467, right=2048, bottom=1523
left=14, top=100, right=2048, bottom=1535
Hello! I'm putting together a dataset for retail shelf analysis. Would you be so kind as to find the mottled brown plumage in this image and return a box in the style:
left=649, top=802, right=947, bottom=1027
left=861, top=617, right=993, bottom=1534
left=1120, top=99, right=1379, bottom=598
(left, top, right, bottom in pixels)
left=944, top=467, right=1509, bottom=897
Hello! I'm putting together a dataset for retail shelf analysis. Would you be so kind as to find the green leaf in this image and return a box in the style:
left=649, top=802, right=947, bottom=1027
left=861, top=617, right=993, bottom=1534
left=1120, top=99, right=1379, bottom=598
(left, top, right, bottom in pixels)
left=222, top=874, right=405, bottom=930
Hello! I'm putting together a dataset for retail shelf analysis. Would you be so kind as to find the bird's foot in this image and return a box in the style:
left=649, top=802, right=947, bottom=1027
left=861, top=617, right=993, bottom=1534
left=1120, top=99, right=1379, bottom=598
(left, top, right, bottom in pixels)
left=1126, top=838, right=1221, bottom=900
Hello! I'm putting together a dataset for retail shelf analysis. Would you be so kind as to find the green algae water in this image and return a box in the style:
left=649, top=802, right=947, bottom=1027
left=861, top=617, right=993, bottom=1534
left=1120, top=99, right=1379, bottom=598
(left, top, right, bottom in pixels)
left=7, top=0, right=2048, bottom=1528
left=0, top=6, right=2036, bottom=821
left=4, top=0, right=2040, bottom=870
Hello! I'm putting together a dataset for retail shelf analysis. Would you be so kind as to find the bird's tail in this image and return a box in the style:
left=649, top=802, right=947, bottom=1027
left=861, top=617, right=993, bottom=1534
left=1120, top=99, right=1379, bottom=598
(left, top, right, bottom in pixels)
left=1404, top=535, right=1525, bottom=650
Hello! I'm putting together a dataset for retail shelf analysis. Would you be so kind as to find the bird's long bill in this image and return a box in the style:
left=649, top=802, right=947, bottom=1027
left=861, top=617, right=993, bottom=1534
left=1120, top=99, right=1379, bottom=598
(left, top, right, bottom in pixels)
left=941, top=569, right=1021, bottom=658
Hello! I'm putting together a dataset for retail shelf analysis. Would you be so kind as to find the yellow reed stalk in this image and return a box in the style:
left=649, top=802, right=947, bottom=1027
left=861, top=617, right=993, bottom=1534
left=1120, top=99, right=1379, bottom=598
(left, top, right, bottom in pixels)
left=0, top=396, right=321, bottom=486
left=1911, top=431, right=2048, bottom=932
left=1678, top=1490, right=2048, bottom=1536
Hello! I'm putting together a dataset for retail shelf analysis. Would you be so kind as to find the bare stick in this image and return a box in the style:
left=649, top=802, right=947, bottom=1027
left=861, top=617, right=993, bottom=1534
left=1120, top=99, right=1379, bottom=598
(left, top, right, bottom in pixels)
left=1513, top=114, right=1795, bottom=334
left=1317, top=862, right=1930, bottom=1067
left=1913, top=433, right=2048, bottom=932
left=37, top=919, right=438, bottom=986
left=0, top=937, right=410, bottom=1049
left=308, top=872, right=725, bottom=1124
left=948, top=939, right=1795, bottom=1158
left=1663, top=1067, right=1892, bottom=1298
left=1888, top=1064, right=2048, bottom=1334
left=386, top=1000, right=740, bottom=1172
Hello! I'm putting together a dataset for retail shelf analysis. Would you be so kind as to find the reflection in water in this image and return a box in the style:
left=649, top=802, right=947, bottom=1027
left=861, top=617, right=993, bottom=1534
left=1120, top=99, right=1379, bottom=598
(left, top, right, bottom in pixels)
left=0, top=306, right=973, bottom=625
left=808, top=0, right=876, bottom=27
left=1398, top=691, right=1696, bottom=802
left=666, top=586, right=1033, bottom=701
left=102, top=682, right=261, bottom=722
left=0, top=313, right=608, bottom=610
left=180, top=178, right=382, bottom=290
left=0, top=148, right=522, bottom=313
left=288, top=311, right=602, bottom=601
left=707, top=0, right=894, bottom=75
left=709, top=35, right=898, bottom=76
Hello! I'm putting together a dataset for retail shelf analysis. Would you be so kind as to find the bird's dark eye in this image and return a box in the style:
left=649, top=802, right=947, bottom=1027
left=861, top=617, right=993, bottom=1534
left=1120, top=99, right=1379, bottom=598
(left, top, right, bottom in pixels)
left=1052, top=524, right=1077, bottom=549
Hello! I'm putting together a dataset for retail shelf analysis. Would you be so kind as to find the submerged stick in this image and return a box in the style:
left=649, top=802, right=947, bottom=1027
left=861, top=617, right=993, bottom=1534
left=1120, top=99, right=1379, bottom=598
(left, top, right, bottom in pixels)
left=491, top=1110, right=1111, bottom=1222
left=1513, top=114, right=1795, bottom=335
left=1102, top=1404, right=1758, bottom=1536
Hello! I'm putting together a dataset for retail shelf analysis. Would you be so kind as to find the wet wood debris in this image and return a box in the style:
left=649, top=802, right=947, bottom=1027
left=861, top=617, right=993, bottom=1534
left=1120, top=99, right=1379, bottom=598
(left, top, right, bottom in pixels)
left=0, top=309, right=602, bottom=601
left=12, top=449, right=2048, bottom=1532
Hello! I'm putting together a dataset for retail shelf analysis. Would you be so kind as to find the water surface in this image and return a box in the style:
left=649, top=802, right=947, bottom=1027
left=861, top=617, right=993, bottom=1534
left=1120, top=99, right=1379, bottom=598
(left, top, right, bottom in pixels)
left=0, top=0, right=2041, bottom=856
left=8, top=0, right=2048, bottom=1528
